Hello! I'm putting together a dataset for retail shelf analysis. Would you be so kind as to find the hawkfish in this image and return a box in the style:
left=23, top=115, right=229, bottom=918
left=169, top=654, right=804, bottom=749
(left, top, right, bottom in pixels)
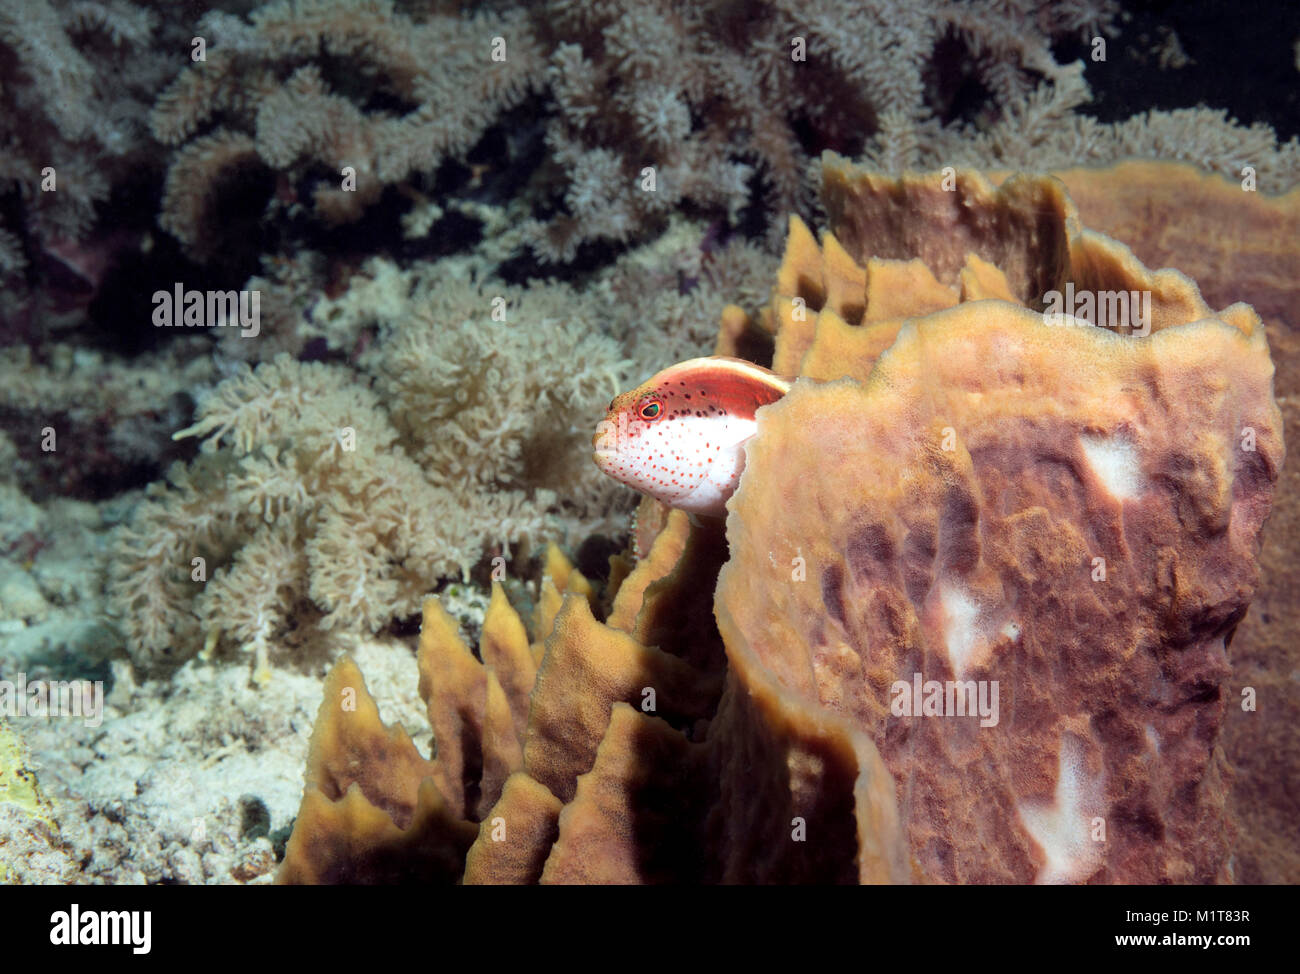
left=593, top=356, right=792, bottom=518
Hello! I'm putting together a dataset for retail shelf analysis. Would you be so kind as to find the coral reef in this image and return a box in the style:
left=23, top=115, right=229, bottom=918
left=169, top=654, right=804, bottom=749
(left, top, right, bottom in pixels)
left=0, top=0, right=180, bottom=276
left=0, top=341, right=213, bottom=497
left=148, top=0, right=1137, bottom=260
left=141, top=0, right=1300, bottom=267
left=106, top=323, right=623, bottom=678
left=221, top=215, right=775, bottom=370
left=1, top=639, right=426, bottom=884
left=4, top=0, right=1296, bottom=889
left=103, top=210, right=779, bottom=681
left=0, top=716, right=65, bottom=883
left=276, top=162, right=1281, bottom=883
left=150, top=0, right=545, bottom=256
left=870, top=80, right=1300, bottom=190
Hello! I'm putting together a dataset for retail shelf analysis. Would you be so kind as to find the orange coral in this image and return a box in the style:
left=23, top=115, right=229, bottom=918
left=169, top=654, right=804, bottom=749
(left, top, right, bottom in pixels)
left=281, top=514, right=906, bottom=883
left=717, top=157, right=1282, bottom=881
left=281, top=160, right=1283, bottom=884
left=278, top=658, right=475, bottom=884
left=1020, top=161, right=1300, bottom=884
left=723, top=304, right=1279, bottom=881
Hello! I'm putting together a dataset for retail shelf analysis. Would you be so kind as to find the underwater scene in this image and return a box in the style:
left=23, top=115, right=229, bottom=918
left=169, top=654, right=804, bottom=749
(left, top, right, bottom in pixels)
left=0, top=0, right=1297, bottom=889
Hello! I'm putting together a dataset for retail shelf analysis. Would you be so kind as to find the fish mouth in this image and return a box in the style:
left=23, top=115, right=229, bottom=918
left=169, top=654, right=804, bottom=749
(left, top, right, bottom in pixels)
left=591, top=426, right=608, bottom=464
left=592, top=421, right=620, bottom=459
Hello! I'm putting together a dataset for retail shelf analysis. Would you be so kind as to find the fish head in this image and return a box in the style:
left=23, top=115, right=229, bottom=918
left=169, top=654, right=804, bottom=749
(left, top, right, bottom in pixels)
left=593, top=356, right=791, bottom=517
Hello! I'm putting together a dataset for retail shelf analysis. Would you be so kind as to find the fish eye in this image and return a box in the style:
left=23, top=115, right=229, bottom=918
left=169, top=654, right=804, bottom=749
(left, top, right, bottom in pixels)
left=639, top=399, right=663, bottom=420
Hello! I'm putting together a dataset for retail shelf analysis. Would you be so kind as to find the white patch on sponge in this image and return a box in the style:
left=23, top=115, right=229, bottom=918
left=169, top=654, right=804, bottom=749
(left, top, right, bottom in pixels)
left=940, top=582, right=983, bottom=676
left=1079, top=433, right=1143, bottom=501
left=1017, top=735, right=1106, bottom=884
